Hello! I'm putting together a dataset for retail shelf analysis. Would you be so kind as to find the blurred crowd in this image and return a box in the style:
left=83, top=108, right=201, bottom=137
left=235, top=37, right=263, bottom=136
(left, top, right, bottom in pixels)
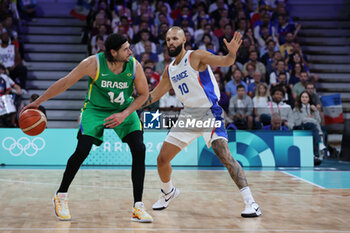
left=0, top=0, right=38, bottom=127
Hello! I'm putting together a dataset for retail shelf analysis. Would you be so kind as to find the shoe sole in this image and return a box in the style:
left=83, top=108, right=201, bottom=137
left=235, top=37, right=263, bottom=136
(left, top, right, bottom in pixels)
left=130, top=217, right=153, bottom=223
left=241, top=210, right=262, bottom=218
left=52, top=198, right=71, bottom=221
left=152, top=188, right=180, bottom=210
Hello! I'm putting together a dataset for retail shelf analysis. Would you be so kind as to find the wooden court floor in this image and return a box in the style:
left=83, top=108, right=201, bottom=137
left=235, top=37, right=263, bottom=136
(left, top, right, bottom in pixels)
left=0, top=169, right=350, bottom=233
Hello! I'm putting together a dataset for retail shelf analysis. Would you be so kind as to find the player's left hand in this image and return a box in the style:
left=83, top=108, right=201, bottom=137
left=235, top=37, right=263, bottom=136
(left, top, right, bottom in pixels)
left=104, top=112, right=127, bottom=128
left=224, top=31, right=243, bottom=56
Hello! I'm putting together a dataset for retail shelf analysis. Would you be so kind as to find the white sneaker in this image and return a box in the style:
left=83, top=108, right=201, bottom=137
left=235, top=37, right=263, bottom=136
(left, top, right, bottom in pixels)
left=152, top=187, right=180, bottom=210
left=131, top=202, right=153, bottom=223
left=241, top=201, right=261, bottom=218
left=53, top=192, right=71, bottom=220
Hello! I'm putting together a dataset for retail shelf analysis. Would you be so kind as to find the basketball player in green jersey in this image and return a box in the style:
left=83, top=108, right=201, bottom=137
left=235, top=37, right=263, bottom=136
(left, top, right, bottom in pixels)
left=21, top=34, right=153, bottom=223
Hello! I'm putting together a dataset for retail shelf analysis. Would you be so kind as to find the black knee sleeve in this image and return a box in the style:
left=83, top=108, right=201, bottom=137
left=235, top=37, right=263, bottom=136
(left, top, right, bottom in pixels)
left=123, top=131, right=146, bottom=203
left=57, top=135, right=94, bottom=193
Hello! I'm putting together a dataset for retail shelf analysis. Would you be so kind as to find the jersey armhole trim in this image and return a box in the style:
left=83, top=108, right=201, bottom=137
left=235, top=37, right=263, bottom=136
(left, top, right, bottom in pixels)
left=86, top=54, right=100, bottom=102
left=166, top=64, right=170, bottom=79
left=132, top=56, right=136, bottom=80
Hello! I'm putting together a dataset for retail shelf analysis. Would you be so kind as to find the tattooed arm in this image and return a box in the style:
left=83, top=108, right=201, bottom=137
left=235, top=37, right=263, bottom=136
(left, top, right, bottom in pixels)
left=212, top=139, right=248, bottom=189
left=141, top=67, right=172, bottom=108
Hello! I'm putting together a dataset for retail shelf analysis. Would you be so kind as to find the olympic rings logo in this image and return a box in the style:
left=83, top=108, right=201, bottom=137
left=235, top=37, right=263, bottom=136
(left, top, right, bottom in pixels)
left=2, top=137, right=46, bottom=157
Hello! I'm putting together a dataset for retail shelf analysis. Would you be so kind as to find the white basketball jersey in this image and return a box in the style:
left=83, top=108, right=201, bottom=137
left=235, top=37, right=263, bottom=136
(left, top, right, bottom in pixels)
left=167, top=50, right=220, bottom=108
left=0, top=44, right=15, bottom=68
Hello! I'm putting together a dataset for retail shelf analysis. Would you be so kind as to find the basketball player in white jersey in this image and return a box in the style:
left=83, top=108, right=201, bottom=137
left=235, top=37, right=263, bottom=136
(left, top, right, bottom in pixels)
left=142, top=26, right=261, bottom=217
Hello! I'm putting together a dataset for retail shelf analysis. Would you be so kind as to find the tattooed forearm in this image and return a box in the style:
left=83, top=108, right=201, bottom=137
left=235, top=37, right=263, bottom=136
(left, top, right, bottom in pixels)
left=141, top=94, right=152, bottom=108
left=212, top=139, right=248, bottom=189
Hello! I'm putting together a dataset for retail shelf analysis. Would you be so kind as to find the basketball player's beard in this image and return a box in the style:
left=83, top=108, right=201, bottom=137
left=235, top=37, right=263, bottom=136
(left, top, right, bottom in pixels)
left=112, top=54, right=129, bottom=63
left=168, top=43, right=183, bottom=57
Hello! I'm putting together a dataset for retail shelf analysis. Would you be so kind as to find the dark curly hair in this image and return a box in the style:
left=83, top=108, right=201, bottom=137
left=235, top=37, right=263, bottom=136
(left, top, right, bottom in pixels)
left=104, top=34, right=128, bottom=63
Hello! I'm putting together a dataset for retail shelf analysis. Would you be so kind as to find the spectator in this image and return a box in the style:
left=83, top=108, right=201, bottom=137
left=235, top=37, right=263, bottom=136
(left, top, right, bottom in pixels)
left=90, top=24, right=108, bottom=48
left=274, top=14, right=300, bottom=45
left=213, top=17, right=229, bottom=38
left=254, top=13, right=276, bottom=48
left=90, top=12, right=112, bottom=37
left=306, top=82, right=322, bottom=111
left=18, top=0, right=38, bottom=20
left=155, top=4, right=173, bottom=26
left=155, top=48, right=172, bottom=75
left=112, top=15, right=133, bottom=40
left=3, top=14, right=18, bottom=41
left=269, top=60, right=289, bottom=86
left=248, top=71, right=263, bottom=98
left=137, top=41, right=158, bottom=63
left=91, top=35, right=105, bottom=55
left=244, top=62, right=256, bottom=84
left=287, top=52, right=309, bottom=74
left=184, top=30, right=196, bottom=50
left=289, top=62, right=303, bottom=86
left=132, top=21, right=157, bottom=44
left=209, top=0, right=228, bottom=14
left=242, top=51, right=266, bottom=78
left=219, top=23, right=234, bottom=52
left=279, top=32, right=294, bottom=59
left=225, top=69, right=248, bottom=98
left=198, top=33, right=216, bottom=53
left=29, top=93, right=46, bottom=117
left=0, top=63, right=21, bottom=127
left=144, top=66, right=160, bottom=87
left=0, top=32, right=28, bottom=90
left=293, top=71, right=308, bottom=99
left=156, top=23, right=169, bottom=52
left=260, top=86, right=294, bottom=129
left=293, top=90, right=327, bottom=159
left=260, top=39, right=276, bottom=62
left=134, top=29, right=157, bottom=57
left=274, top=75, right=294, bottom=108
left=262, top=113, right=289, bottom=131
left=228, top=84, right=254, bottom=129
left=236, top=18, right=248, bottom=37
left=236, top=36, right=252, bottom=65
left=253, top=83, right=270, bottom=128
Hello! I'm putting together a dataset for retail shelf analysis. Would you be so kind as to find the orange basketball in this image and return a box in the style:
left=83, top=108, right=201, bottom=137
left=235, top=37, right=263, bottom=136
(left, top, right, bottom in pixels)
left=19, top=109, right=47, bottom=136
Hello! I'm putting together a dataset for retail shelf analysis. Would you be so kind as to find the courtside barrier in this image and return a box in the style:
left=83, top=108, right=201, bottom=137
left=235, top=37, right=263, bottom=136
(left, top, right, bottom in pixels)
left=0, top=129, right=313, bottom=167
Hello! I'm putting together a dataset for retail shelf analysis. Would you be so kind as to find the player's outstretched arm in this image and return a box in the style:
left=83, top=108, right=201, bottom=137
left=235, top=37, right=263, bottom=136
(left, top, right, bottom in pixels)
left=141, top=67, right=172, bottom=109
left=191, top=32, right=242, bottom=69
left=20, top=56, right=96, bottom=114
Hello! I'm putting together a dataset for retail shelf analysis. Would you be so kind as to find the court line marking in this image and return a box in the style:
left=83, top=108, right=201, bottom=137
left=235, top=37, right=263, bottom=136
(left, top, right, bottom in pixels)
left=0, top=228, right=349, bottom=232
left=2, top=177, right=350, bottom=198
left=281, top=171, right=326, bottom=189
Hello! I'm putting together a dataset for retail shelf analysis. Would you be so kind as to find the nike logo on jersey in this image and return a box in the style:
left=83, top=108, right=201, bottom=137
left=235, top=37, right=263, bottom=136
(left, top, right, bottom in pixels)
left=101, top=73, right=109, bottom=76
left=101, top=80, right=129, bottom=89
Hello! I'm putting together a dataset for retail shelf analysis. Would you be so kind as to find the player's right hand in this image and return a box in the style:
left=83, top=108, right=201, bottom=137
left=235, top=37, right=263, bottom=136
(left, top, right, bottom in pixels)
left=223, top=31, right=243, bottom=56
left=20, top=102, right=39, bottom=115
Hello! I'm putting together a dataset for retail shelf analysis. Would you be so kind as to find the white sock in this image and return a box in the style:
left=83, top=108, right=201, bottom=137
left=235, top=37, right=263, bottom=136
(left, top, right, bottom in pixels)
left=319, top=142, right=326, bottom=150
left=240, top=186, right=255, bottom=204
left=161, top=180, right=174, bottom=194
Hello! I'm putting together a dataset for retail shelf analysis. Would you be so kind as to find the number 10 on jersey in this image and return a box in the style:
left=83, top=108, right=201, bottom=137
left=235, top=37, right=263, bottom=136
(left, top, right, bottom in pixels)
left=178, top=83, right=189, bottom=95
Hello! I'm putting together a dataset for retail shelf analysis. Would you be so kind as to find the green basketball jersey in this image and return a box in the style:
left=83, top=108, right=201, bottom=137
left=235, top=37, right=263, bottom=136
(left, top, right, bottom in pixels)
left=82, top=53, right=136, bottom=111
